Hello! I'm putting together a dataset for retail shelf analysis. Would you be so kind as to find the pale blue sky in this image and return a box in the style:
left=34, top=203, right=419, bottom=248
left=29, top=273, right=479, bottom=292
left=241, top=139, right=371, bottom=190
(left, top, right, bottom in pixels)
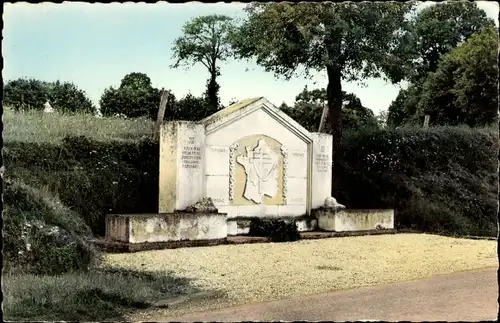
left=3, top=1, right=498, bottom=114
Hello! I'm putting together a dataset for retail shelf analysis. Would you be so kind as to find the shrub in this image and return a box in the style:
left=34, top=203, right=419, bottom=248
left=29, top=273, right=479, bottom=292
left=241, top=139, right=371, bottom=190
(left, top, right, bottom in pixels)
left=3, top=178, right=101, bottom=275
left=4, top=136, right=160, bottom=236
left=248, top=218, right=301, bottom=242
left=334, top=126, right=498, bottom=236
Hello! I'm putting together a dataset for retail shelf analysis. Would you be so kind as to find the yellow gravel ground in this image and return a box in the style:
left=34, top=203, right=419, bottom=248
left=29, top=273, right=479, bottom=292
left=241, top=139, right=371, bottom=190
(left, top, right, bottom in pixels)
left=103, top=234, right=498, bottom=319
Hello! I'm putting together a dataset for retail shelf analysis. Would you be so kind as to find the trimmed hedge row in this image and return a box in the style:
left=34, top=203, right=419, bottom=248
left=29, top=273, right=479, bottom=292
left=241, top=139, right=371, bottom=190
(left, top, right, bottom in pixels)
left=4, top=126, right=498, bottom=237
left=334, top=126, right=498, bottom=236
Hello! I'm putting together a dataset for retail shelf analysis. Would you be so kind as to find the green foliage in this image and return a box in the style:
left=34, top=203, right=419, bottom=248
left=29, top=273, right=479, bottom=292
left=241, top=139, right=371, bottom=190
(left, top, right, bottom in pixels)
left=280, top=87, right=379, bottom=132
left=388, top=26, right=498, bottom=127
left=232, top=3, right=414, bottom=82
left=248, top=218, right=301, bottom=242
left=3, top=78, right=95, bottom=114
left=3, top=268, right=199, bottom=321
left=418, top=26, right=498, bottom=127
left=335, top=126, right=498, bottom=236
left=172, top=14, right=235, bottom=113
left=99, top=72, right=160, bottom=119
left=3, top=178, right=100, bottom=275
left=4, top=136, right=160, bottom=236
left=232, top=3, right=415, bottom=195
left=169, top=93, right=213, bottom=121
left=407, top=1, right=495, bottom=81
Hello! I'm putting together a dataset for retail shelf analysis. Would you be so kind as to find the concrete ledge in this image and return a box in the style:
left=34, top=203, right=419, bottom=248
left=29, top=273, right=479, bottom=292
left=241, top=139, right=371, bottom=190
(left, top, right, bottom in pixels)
left=95, top=238, right=228, bottom=253
left=315, top=209, right=394, bottom=232
left=94, top=229, right=422, bottom=252
left=227, top=216, right=317, bottom=236
left=105, top=212, right=227, bottom=243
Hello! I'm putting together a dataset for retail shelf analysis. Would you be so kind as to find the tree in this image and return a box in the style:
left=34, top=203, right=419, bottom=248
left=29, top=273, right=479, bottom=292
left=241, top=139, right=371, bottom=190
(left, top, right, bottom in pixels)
left=408, top=1, right=495, bottom=82
left=3, top=78, right=95, bottom=114
left=388, top=1, right=495, bottom=126
left=387, top=82, right=424, bottom=127
left=375, top=109, right=389, bottom=129
left=417, top=26, right=498, bottom=127
left=99, top=72, right=160, bottom=118
left=3, top=78, right=49, bottom=111
left=48, top=81, right=95, bottom=114
left=170, top=93, right=212, bottom=121
left=280, top=86, right=379, bottom=132
left=171, top=15, right=235, bottom=115
left=231, top=2, right=414, bottom=195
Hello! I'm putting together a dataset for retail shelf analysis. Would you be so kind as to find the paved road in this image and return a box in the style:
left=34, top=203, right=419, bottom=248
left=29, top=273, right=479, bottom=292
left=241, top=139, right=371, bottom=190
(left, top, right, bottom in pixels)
left=164, top=268, right=498, bottom=322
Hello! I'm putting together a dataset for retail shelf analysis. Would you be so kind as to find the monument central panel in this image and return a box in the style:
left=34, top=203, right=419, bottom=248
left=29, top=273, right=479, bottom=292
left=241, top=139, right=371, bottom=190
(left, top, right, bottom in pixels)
left=229, top=135, right=286, bottom=206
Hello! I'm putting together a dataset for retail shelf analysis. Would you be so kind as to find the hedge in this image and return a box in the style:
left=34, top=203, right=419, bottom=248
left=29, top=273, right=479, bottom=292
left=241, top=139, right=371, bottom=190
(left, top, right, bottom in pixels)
left=334, top=126, right=498, bottom=236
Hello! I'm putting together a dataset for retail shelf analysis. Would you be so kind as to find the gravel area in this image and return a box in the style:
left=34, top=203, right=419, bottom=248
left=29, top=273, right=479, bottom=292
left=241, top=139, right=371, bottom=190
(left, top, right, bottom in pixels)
left=103, top=234, right=498, bottom=319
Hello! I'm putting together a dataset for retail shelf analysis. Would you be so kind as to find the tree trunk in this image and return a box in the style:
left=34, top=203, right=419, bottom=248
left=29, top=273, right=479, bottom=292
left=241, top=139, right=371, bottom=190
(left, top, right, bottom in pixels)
left=325, top=65, right=343, bottom=198
left=206, top=71, right=219, bottom=114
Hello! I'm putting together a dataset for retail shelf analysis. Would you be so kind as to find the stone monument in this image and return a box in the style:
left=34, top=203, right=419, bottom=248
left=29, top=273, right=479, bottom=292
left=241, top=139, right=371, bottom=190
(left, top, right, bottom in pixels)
left=158, top=97, right=334, bottom=235
left=105, top=97, right=394, bottom=249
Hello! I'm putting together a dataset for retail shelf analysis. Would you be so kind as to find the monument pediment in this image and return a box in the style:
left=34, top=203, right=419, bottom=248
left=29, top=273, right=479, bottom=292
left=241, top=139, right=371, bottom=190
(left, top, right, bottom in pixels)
left=201, top=97, right=313, bottom=144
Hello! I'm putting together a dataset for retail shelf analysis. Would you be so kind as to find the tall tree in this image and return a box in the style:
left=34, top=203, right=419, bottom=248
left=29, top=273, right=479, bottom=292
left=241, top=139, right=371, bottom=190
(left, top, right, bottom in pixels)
left=417, top=26, right=498, bottom=127
left=408, top=1, right=495, bottom=82
left=171, top=15, right=235, bottom=115
left=231, top=3, right=414, bottom=196
left=387, top=1, right=495, bottom=126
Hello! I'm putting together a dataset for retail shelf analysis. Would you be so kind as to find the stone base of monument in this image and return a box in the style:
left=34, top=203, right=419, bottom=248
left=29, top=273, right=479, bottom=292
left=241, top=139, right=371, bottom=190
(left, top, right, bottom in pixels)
left=226, top=216, right=317, bottom=236
left=314, top=208, right=394, bottom=232
left=105, top=212, right=227, bottom=246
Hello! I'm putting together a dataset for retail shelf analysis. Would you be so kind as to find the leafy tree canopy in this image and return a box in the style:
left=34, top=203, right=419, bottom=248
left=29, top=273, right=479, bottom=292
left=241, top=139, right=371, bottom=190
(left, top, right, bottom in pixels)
left=231, top=2, right=415, bottom=196
left=99, top=73, right=160, bottom=119
left=418, top=26, right=498, bottom=127
left=281, top=86, right=379, bottom=132
left=407, top=1, right=495, bottom=82
left=389, top=26, right=498, bottom=128
left=3, top=78, right=95, bottom=114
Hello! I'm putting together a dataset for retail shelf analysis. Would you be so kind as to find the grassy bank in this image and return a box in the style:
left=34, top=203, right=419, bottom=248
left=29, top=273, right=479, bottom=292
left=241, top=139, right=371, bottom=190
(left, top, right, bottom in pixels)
left=3, top=267, right=203, bottom=321
left=3, top=107, right=153, bottom=144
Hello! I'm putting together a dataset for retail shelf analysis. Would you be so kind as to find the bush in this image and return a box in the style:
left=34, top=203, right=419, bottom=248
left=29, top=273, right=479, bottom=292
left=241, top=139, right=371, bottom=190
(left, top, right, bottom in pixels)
left=335, top=126, right=498, bottom=236
left=248, top=218, right=301, bottom=242
left=4, top=136, right=160, bottom=236
left=3, top=178, right=101, bottom=275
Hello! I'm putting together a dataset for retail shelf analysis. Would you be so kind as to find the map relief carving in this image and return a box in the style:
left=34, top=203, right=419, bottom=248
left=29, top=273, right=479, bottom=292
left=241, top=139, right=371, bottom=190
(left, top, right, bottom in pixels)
left=236, top=139, right=279, bottom=204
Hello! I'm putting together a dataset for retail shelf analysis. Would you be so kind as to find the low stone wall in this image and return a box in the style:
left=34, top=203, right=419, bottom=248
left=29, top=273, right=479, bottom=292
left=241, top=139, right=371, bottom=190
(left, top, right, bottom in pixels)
left=316, top=209, right=394, bottom=232
left=105, top=212, right=227, bottom=244
left=226, top=216, right=317, bottom=236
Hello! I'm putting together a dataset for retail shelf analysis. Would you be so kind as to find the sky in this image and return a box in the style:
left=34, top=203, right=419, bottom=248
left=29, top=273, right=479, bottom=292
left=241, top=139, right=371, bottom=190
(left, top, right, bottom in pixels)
left=2, top=1, right=499, bottom=115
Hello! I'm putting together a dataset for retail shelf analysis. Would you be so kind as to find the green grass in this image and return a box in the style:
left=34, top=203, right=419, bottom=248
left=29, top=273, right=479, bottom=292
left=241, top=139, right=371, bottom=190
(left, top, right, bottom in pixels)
left=3, top=106, right=154, bottom=144
left=3, top=267, right=202, bottom=321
